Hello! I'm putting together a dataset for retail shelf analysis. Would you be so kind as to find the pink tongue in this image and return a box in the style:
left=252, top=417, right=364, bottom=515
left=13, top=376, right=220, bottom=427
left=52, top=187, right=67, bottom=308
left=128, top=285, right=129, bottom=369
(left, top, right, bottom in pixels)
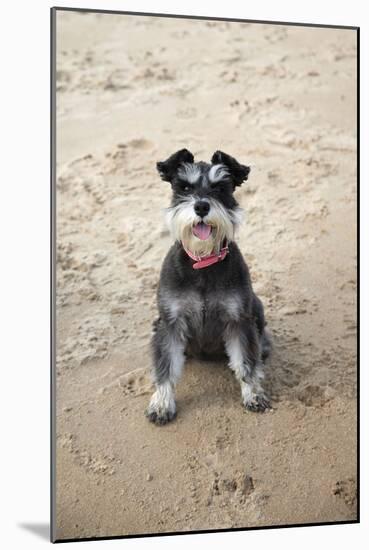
left=193, top=222, right=212, bottom=240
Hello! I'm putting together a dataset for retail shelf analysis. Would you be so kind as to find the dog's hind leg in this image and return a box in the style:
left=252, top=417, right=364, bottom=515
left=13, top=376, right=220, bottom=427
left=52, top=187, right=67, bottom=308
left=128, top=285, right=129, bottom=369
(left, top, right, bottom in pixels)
left=145, top=319, right=185, bottom=425
left=225, top=322, right=271, bottom=412
left=260, top=326, right=272, bottom=361
left=252, top=293, right=272, bottom=361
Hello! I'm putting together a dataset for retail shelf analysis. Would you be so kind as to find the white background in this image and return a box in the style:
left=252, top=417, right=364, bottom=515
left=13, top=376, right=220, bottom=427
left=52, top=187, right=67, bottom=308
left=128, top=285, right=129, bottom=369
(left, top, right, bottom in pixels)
left=0, top=0, right=366, bottom=548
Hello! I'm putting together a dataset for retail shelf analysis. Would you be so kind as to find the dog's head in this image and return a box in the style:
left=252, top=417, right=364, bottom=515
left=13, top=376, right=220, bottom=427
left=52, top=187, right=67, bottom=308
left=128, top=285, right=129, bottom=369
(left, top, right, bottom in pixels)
left=157, top=149, right=250, bottom=256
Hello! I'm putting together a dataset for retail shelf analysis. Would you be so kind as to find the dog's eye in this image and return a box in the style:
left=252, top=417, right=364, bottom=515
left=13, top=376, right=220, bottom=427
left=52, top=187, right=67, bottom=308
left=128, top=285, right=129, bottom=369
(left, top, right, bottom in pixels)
left=210, top=178, right=230, bottom=191
left=178, top=182, right=191, bottom=193
left=176, top=178, right=193, bottom=194
left=210, top=181, right=225, bottom=191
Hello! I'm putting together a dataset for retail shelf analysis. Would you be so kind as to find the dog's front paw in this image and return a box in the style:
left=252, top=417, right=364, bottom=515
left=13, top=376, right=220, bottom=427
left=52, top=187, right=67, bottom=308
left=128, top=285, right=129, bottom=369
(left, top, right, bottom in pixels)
left=241, top=381, right=271, bottom=412
left=145, top=408, right=177, bottom=425
left=243, top=394, right=271, bottom=413
left=145, top=386, right=177, bottom=426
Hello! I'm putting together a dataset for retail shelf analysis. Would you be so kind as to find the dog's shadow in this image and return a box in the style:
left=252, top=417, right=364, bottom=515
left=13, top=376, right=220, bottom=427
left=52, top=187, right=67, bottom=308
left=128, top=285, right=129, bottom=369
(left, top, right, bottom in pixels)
left=175, top=328, right=320, bottom=415
left=177, top=356, right=243, bottom=411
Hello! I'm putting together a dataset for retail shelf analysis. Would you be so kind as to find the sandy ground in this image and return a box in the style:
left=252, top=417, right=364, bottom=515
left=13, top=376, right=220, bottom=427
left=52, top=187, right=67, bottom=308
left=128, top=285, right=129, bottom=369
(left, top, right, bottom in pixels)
left=54, top=11, right=357, bottom=540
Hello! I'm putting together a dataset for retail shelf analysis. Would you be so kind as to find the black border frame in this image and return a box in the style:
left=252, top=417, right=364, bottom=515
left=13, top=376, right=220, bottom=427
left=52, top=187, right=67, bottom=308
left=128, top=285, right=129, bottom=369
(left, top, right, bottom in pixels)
left=51, top=6, right=57, bottom=544
left=50, top=6, right=360, bottom=544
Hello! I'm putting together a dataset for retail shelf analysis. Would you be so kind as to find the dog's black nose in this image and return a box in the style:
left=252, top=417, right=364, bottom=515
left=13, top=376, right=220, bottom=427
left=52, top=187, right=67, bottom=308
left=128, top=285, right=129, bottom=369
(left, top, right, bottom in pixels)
left=194, top=200, right=210, bottom=218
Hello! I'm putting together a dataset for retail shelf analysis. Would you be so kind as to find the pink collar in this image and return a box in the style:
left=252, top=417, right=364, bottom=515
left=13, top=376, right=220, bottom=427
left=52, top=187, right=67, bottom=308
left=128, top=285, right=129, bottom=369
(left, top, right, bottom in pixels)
left=183, top=241, right=229, bottom=270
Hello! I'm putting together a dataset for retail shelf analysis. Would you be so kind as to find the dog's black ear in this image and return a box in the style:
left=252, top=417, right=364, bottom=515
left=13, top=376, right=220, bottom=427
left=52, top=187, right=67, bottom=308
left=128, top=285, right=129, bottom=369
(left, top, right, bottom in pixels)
left=211, top=150, right=250, bottom=187
left=157, top=149, right=194, bottom=182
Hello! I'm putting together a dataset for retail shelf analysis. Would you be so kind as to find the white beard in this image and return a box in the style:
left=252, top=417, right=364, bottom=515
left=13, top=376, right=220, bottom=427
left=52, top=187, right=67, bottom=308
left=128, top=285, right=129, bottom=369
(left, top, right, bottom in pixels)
left=165, top=197, right=244, bottom=257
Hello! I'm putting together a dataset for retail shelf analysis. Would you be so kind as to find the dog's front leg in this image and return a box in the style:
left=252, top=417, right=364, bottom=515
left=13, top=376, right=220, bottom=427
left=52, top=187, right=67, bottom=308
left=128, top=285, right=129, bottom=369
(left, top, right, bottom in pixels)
left=145, top=320, right=186, bottom=425
left=225, top=323, right=271, bottom=412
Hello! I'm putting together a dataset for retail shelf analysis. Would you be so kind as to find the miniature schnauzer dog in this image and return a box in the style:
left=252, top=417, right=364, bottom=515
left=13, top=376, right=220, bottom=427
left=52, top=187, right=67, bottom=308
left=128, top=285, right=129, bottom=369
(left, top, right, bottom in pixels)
left=145, top=149, right=272, bottom=425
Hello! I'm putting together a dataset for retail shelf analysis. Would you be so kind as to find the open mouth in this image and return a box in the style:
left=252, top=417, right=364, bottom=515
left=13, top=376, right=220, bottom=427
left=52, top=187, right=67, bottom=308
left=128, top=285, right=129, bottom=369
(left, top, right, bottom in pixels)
left=193, top=222, right=212, bottom=240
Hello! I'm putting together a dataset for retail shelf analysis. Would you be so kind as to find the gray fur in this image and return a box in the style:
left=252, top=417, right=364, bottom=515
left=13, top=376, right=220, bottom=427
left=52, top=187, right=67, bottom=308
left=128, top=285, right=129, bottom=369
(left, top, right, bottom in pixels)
left=145, top=150, right=272, bottom=425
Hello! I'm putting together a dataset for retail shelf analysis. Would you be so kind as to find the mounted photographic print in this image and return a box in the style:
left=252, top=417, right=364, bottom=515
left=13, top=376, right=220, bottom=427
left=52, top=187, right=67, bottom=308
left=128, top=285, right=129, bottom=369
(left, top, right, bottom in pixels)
left=51, top=7, right=359, bottom=543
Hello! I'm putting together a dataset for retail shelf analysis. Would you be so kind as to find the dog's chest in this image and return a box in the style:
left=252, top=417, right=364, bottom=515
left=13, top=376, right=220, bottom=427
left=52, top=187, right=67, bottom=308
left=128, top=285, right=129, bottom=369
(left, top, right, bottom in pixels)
left=162, top=289, right=242, bottom=333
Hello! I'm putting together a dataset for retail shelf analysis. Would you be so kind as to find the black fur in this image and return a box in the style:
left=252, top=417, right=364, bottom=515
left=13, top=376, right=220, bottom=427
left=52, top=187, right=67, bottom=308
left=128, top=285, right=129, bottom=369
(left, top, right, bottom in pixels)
left=153, top=241, right=267, bottom=367
left=157, top=148, right=194, bottom=182
left=211, top=150, right=250, bottom=187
